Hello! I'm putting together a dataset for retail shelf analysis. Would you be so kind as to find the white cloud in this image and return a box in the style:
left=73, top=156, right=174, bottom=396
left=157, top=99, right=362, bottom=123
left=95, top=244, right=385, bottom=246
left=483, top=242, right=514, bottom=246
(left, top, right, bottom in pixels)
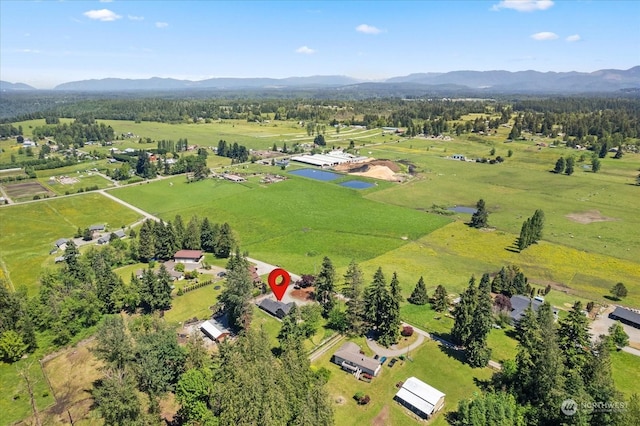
left=566, top=34, right=581, bottom=42
left=83, top=9, right=122, bottom=21
left=356, top=24, right=382, bottom=35
left=530, top=31, right=559, bottom=41
left=155, top=22, right=169, bottom=28
left=492, top=0, right=554, bottom=12
left=128, top=15, right=144, bottom=21
left=295, top=46, right=316, bottom=54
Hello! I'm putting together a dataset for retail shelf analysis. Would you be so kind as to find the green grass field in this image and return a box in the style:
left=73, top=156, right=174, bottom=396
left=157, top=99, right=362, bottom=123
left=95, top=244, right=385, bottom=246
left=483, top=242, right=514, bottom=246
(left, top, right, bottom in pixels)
left=0, top=193, right=142, bottom=292
left=110, top=173, right=451, bottom=274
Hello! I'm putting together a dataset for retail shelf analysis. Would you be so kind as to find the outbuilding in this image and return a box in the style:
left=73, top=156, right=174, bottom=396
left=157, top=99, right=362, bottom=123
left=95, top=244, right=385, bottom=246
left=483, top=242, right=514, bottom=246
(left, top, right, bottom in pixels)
left=174, top=249, right=204, bottom=263
left=200, top=320, right=229, bottom=342
left=394, top=376, right=446, bottom=419
left=610, top=306, right=640, bottom=329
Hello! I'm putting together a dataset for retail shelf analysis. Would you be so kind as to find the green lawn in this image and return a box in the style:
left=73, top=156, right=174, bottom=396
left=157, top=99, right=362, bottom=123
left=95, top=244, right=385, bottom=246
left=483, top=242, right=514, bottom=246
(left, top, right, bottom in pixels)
left=164, top=284, right=221, bottom=325
left=0, top=193, right=142, bottom=292
left=312, top=338, right=493, bottom=426
left=611, top=350, right=640, bottom=399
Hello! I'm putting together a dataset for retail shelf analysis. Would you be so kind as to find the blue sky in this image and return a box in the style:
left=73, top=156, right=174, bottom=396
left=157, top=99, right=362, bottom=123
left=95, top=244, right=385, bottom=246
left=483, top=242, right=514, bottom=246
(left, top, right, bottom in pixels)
left=1, top=0, right=639, bottom=88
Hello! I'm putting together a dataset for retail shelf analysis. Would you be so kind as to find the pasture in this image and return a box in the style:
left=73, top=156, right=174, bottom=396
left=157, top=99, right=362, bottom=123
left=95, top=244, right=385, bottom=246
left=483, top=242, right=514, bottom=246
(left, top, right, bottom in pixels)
left=110, top=173, right=451, bottom=274
left=0, top=193, right=142, bottom=292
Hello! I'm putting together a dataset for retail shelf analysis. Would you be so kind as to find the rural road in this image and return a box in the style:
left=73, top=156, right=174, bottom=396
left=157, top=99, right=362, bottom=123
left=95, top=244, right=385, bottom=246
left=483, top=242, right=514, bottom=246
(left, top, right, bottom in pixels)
left=99, top=189, right=161, bottom=223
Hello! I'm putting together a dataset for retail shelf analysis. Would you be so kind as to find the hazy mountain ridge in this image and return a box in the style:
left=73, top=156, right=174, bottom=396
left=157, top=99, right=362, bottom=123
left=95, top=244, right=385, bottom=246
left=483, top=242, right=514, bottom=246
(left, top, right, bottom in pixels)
left=3, top=68, right=639, bottom=93
left=0, top=80, right=36, bottom=91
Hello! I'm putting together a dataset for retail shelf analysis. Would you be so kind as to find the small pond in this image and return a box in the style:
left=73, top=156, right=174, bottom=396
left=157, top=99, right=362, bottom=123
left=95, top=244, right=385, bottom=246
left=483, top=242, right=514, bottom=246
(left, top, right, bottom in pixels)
left=448, top=206, right=477, bottom=214
left=339, top=180, right=375, bottom=190
left=289, top=168, right=340, bottom=181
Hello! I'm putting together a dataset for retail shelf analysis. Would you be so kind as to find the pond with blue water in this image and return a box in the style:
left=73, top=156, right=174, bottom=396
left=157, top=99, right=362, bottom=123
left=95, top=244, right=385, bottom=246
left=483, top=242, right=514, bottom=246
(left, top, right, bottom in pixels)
left=448, top=206, right=477, bottom=214
left=289, top=168, right=340, bottom=181
left=339, top=180, right=375, bottom=190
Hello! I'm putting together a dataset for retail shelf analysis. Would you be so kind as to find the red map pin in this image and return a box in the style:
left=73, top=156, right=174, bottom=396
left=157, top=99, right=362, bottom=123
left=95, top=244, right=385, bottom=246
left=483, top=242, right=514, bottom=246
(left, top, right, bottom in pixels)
left=268, top=268, right=291, bottom=301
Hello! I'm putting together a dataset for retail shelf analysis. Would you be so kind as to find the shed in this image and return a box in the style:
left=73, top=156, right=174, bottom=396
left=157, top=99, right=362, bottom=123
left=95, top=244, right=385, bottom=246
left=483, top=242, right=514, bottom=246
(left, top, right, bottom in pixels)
left=332, top=342, right=381, bottom=377
left=394, top=376, right=445, bottom=419
left=174, top=250, right=204, bottom=263
left=200, top=320, right=229, bottom=342
left=610, top=307, right=640, bottom=329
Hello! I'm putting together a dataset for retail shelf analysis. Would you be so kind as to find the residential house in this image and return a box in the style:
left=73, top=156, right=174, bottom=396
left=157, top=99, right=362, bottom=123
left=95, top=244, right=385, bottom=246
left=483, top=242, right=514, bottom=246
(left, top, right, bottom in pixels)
left=257, top=298, right=295, bottom=319
left=509, top=295, right=558, bottom=324
left=332, top=342, right=381, bottom=377
left=394, top=376, right=446, bottom=419
left=97, top=229, right=126, bottom=245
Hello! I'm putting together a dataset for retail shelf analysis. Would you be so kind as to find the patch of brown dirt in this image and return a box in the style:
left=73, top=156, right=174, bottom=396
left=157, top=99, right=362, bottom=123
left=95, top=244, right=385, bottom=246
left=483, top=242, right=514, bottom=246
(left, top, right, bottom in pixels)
left=565, top=210, right=617, bottom=224
left=291, top=287, right=314, bottom=301
left=372, top=405, right=390, bottom=426
left=335, top=159, right=404, bottom=182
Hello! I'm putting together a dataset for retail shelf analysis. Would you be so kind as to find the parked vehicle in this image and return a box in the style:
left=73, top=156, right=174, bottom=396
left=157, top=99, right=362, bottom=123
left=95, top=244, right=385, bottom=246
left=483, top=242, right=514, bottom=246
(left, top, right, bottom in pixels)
left=379, top=356, right=387, bottom=365
left=388, top=358, right=398, bottom=367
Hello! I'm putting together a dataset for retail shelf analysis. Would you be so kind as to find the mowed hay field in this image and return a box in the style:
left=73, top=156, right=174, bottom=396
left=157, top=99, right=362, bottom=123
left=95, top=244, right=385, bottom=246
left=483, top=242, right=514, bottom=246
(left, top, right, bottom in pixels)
left=111, top=173, right=451, bottom=274
left=0, top=193, right=142, bottom=292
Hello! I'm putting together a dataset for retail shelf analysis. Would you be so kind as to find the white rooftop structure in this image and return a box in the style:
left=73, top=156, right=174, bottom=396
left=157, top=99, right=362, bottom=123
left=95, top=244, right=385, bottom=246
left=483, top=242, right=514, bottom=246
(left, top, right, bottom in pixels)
left=291, top=150, right=368, bottom=167
left=394, top=376, right=445, bottom=419
left=200, top=320, right=227, bottom=341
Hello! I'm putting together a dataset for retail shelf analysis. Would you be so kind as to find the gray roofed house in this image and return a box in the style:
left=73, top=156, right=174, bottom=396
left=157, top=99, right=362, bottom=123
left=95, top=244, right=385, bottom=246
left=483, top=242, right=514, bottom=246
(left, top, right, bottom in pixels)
left=97, top=229, right=126, bottom=244
left=54, top=238, right=69, bottom=247
left=332, top=342, right=381, bottom=377
left=610, top=307, right=640, bottom=329
left=257, top=298, right=295, bottom=319
left=510, top=295, right=558, bottom=323
left=89, top=224, right=106, bottom=232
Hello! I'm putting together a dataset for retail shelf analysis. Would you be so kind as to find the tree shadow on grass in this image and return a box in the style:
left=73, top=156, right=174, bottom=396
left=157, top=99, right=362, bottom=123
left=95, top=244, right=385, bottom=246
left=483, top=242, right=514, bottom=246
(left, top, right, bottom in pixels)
left=473, top=376, right=494, bottom=392
left=504, top=328, right=519, bottom=340
left=436, top=341, right=467, bottom=364
left=505, top=241, right=521, bottom=253
left=604, top=295, right=621, bottom=302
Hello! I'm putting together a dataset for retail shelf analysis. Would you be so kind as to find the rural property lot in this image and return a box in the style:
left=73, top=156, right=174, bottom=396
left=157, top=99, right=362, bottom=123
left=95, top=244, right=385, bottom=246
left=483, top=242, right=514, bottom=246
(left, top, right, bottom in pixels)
left=3, top=181, right=54, bottom=201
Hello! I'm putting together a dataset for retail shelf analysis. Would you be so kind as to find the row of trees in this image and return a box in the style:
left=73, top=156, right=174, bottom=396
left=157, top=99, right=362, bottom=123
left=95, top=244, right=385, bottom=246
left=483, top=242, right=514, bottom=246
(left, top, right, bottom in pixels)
left=136, top=215, right=235, bottom=262
left=216, top=139, right=249, bottom=163
left=407, top=277, right=449, bottom=312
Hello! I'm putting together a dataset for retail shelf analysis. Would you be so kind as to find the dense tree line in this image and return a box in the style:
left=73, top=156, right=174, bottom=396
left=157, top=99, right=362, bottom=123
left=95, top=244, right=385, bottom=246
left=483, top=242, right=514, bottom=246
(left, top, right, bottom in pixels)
left=136, top=215, right=235, bottom=262
left=31, top=119, right=115, bottom=148
left=0, top=282, right=37, bottom=362
left=216, top=139, right=249, bottom=164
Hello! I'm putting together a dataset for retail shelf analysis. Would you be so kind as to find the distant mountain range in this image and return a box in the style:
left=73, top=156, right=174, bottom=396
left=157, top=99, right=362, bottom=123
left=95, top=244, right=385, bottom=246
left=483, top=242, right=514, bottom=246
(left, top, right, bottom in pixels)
left=2, top=67, right=639, bottom=93
left=0, top=81, right=36, bottom=91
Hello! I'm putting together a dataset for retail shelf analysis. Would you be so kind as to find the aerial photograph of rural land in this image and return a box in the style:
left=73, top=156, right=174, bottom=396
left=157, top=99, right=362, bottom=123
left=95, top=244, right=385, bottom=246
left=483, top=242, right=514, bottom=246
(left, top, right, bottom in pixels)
left=1, top=1, right=639, bottom=425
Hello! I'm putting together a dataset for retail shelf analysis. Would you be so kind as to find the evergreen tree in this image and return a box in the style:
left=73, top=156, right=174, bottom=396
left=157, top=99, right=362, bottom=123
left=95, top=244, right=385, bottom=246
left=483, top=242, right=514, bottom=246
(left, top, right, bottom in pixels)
left=591, top=157, right=601, bottom=173
left=219, top=251, right=253, bottom=330
left=432, top=284, right=449, bottom=312
left=565, top=156, right=575, bottom=175
left=558, top=301, right=591, bottom=371
left=452, top=276, right=478, bottom=346
left=389, top=272, right=402, bottom=307
left=315, top=257, right=336, bottom=317
left=214, top=222, right=234, bottom=258
left=408, top=276, right=429, bottom=305
left=343, top=260, right=366, bottom=336
left=377, top=272, right=401, bottom=347
left=456, top=391, right=526, bottom=426
left=93, top=368, right=142, bottom=426
left=200, top=217, right=216, bottom=253
left=364, top=267, right=388, bottom=329
left=586, top=336, right=625, bottom=426
left=138, top=220, right=156, bottom=262
left=466, top=273, right=493, bottom=367
left=554, top=157, right=566, bottom=174
left=154, top=264, right=173, bottom=311
left=278, top=304, right=302, bottom=350
left=183, top=216, right=201, bottom=250
left=173, top=215, right=186, bottom=249
left=517, top=218, right=532, bottom=251
left=470, top=199, right=489, bottom=228
left=93, top=315, right=133, bottom=370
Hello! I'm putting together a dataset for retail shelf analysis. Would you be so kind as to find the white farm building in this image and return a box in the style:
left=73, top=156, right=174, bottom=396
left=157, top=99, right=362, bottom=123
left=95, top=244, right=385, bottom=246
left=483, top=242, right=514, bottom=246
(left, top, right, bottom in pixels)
left=394, top=376, right=446, bottom=419
left=291, top=150, right=368, bottom=167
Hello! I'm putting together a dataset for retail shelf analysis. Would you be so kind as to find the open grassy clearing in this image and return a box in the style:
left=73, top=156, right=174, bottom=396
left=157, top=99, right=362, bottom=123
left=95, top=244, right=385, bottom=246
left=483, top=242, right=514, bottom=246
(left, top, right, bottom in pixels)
left=352, top=221, right=639, bottom=310
left=611, top=350, right=640, bottom=399
left=311, top=338, right=493, bottom=426
left=0, top=193, right=142, bottom=292
left=110, top=174, right=451, bottom=274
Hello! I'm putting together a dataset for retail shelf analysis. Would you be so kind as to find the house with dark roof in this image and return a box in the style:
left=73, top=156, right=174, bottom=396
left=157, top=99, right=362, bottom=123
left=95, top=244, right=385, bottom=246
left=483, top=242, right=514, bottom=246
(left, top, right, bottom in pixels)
left=257, top=298, right=294, bottom=319
left=394, top=377, right=445, bottom=419
left=97, top=229, right=126, bottom=245
left=174, top=250, right=204, bottom=263
left=610, top=307, right=640, bottom=329
left=509, top=295, right=558, bottom=324
left=54, top=238, right=69, bottom=248
left=89, top=224, right=106, bottom=232
left=332, top=342, right=381, bottom=377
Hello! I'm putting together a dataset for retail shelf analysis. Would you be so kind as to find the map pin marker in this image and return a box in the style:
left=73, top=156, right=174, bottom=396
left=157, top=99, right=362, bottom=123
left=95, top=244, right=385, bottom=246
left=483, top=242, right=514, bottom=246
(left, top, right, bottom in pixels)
left=268, top=268, right=291, bottom=301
